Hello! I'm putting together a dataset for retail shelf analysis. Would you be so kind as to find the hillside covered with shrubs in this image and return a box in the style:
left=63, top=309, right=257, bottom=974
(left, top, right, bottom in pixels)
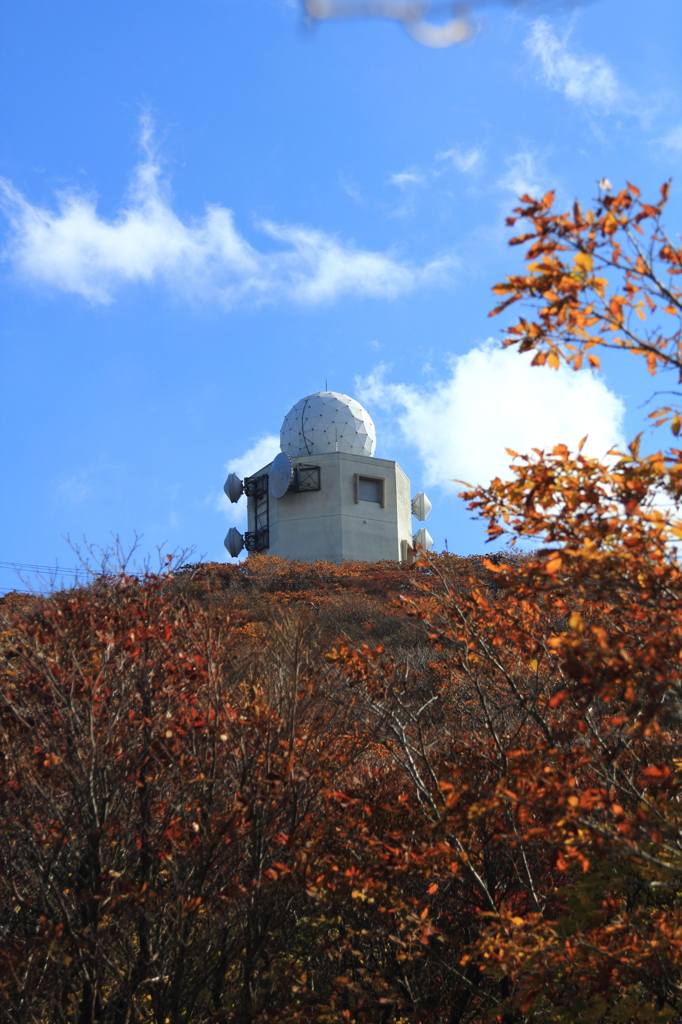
left=1, top=540, right=681, bottom=1024
left=4, top=181, right=682, bottom=1023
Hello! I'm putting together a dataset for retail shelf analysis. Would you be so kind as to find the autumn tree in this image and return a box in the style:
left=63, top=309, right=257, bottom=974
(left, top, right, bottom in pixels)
left=403, top=182, right=682, bottom=1020
left=0, top=574, right=383, bottom=1023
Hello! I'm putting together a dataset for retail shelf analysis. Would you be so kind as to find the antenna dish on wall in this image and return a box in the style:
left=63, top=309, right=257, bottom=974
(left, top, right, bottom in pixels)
left=412, top=527, right=433, bottom=553
left=411, top=492, right=432, bottom=521
left=269, top=452, right=294, bottom=498
left=224, top=527, right=244, bottom=558
left=224, top=473, right=244, bottom=504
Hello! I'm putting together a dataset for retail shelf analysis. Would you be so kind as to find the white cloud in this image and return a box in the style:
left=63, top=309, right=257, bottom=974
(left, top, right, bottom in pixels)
left=215, top=433, right=280, bottom=524
left=388, top=169, right=427, bottom=188
left=227, top=434, right=280, bottom=480
left=497, top=150, right=550, bottom=199
left=357, top=341, right=625, bottom=492
left=437, top=147, right=483, bottom=174
left=0, top=117, right=453, bottom=307
left=525, top=19, right=623, bottom=112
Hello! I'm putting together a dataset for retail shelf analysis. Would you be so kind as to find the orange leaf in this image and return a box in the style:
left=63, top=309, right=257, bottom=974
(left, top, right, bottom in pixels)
left=642, top=765, right=671, bottom=780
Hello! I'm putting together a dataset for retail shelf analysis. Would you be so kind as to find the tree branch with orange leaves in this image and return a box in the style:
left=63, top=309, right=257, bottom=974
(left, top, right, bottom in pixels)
left=491, top=181, right=682, bottom=433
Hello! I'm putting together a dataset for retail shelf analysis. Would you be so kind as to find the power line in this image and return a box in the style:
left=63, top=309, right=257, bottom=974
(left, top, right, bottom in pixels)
left=0, top=560, right=179, bottom=594
left=0, top=561, right=97, bottom=597
left=0, top=561, right=95, bottom=578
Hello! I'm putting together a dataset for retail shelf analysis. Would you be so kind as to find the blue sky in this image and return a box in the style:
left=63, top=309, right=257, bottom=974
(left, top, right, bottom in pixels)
left=2, top=0, right=682, bottom=588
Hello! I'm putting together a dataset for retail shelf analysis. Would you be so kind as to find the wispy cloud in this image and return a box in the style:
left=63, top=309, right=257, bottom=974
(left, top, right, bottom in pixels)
left=385, top=146, right=484, bottom=216
left=0, top=117, right=453, bottom=307
left=661, top=124, right=682, bottom=152
left=386, top=168, right=429, bottom=216
left=497, top=150, right=550, bottom=199
left=358, top=341, right=625, bottom=492
left=338, top=171, right=363, bottom=203
left=437, top=146, right=483, bottom=174
left=55, top=470, right=94, bottom=504
left=388, top=169, right=427, bottom=188
left=525, top=19, right=624, bottom=112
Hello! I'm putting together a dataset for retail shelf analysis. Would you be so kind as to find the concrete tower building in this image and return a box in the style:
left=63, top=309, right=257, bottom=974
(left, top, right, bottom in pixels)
left=223, top=392, right=432, bottom=564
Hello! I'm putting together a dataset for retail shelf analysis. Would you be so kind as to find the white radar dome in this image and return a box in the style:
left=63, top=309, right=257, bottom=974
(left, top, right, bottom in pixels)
left=280, top=392, right=376, bottom=458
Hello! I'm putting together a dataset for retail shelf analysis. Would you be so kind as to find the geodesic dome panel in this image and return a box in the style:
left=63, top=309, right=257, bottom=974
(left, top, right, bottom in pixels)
left=280, top=392, right=376, bottom=458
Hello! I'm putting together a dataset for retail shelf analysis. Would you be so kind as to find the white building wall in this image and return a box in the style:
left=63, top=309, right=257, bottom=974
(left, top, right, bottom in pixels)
left=247, top=452, right=412, bottom=565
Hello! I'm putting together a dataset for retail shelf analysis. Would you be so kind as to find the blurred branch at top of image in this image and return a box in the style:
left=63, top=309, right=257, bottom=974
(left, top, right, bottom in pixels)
left=302, top=0, right=597, bottom=49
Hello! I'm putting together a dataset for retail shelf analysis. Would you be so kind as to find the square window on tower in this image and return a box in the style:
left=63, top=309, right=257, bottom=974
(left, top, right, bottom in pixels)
left=356, top=475, right=385, bottom=506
